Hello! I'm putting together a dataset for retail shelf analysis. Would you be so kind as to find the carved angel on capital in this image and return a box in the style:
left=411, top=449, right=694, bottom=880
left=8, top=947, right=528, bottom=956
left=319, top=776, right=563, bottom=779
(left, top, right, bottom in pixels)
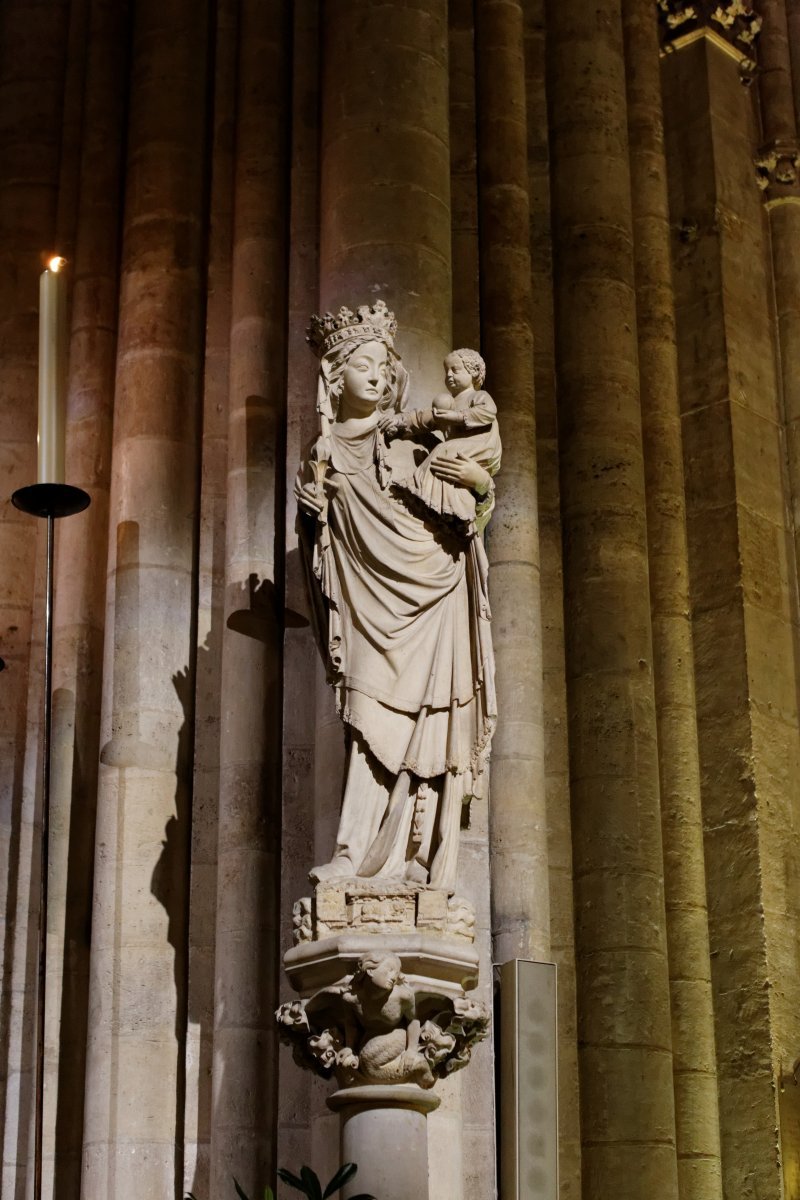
left=276, top=952, right=489, bottom=1090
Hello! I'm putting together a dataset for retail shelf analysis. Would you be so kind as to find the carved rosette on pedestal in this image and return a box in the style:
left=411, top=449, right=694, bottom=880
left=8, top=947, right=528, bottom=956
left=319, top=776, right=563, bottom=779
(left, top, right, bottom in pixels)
left=277, top=882, right=488, bottom=1092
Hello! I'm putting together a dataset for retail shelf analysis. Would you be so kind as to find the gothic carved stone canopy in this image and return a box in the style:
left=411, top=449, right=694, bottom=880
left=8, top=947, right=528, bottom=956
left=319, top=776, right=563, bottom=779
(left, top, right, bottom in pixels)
left=657, top=0, right=762, bottom=78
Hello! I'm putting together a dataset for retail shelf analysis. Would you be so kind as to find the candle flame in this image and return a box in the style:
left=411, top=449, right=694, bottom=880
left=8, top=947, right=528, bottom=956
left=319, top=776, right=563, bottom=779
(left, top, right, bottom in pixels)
left=47, top=256, right=65, bottom=273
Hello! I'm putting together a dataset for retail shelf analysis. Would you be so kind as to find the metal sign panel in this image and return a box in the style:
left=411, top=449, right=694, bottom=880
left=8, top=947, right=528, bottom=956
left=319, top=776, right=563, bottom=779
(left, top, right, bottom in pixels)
left=499, top=959, right=558, bottom=1200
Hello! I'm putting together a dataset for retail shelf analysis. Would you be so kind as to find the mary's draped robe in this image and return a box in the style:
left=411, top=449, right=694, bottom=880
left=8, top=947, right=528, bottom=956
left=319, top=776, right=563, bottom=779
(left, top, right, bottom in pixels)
left=300, top=412, right=496, bottom=892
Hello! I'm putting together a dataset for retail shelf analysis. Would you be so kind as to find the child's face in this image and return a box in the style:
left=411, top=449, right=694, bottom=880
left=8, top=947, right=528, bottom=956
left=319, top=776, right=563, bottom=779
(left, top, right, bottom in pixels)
left=444, top=353, right=473, bottom=396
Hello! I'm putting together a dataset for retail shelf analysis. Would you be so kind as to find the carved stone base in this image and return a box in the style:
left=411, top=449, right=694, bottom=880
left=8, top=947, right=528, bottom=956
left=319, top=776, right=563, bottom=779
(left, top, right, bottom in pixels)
left=279, top=879, right=487, bottom=1094
left=278, top=935, right=487, bottom=1089
left=292, top=878, right=476, bottom=945
left=284, top=928, right=479, bottom=996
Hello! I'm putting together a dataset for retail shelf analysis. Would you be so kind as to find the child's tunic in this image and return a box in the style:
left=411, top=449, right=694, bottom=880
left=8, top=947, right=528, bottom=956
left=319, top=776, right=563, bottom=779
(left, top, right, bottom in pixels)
left=394, top=388, right=502, bottom=534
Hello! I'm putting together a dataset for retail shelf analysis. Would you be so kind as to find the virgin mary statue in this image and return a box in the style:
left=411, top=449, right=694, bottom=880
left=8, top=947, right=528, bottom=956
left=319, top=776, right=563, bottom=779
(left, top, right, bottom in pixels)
left=295, top=301, right=499, bottom=893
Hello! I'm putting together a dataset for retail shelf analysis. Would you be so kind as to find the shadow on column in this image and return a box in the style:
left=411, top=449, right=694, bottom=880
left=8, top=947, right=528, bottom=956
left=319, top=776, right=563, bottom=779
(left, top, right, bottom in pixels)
left=149, top=570, right=282, bottom=1200
left=151, top=654, right=197, bottom=1199
left=53, top=678, right=99, bottom=1200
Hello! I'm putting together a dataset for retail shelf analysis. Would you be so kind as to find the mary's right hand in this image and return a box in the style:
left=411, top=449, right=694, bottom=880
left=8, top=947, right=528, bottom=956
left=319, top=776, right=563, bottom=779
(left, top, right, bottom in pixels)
left=295, top=480, right=325, bottom=515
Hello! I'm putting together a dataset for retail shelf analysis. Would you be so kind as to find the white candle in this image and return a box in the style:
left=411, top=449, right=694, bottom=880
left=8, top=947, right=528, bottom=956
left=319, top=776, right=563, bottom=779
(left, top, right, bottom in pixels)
left=37, top=256, right=67, bottom=484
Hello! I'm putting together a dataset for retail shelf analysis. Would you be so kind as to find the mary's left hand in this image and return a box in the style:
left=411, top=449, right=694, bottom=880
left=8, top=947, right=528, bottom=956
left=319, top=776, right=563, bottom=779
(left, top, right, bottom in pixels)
left=429, top=453, right=492, bottom=494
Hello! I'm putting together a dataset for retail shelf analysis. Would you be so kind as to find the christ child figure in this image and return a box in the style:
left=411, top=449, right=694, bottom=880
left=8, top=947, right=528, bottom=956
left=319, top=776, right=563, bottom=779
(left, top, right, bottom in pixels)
left=380, top=348, right=502, bottom=535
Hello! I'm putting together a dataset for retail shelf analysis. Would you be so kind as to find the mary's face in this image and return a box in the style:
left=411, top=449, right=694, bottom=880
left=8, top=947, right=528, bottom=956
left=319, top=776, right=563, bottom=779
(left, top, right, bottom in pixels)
left=340, top=339, right=389, bottom=417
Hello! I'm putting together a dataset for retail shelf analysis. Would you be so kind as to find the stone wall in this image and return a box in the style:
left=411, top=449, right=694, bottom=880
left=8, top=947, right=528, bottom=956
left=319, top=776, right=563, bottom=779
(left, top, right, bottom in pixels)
left=0, top=1, right=797, bottom=1198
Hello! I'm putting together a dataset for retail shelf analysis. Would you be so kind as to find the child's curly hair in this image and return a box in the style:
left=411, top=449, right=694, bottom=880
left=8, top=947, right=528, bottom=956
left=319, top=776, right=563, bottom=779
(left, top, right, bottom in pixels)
left=453, top=348, right=486, bottom=388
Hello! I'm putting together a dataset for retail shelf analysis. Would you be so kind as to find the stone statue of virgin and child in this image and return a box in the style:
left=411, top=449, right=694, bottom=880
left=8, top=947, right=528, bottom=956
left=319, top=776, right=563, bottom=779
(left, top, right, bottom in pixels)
left=295, top=300, right=501, bottom=895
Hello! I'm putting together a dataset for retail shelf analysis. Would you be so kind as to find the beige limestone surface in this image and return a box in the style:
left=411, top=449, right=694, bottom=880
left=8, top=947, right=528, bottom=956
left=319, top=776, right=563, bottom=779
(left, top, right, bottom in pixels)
left=0, top=5, right=798, bottom=1200
left=665, top=28, right=800, bottom=1199
left=548, top=0, right=680, bottom=1196
left=624, top=3, right=723, bottom=1198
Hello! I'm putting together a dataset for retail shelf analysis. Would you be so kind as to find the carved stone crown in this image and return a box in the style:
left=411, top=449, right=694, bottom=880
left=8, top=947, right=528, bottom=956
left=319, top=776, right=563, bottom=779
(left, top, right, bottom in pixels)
left=307, top=299, right=397, bottom=357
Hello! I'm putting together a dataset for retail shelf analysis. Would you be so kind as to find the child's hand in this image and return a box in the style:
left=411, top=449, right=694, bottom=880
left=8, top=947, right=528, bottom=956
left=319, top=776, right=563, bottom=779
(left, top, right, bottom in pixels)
left=432, top=408, right=465, bottom=430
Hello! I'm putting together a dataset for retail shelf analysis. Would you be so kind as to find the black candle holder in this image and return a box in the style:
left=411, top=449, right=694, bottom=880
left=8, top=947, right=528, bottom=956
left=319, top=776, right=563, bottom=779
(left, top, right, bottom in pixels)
left=12, top=481, right=90, bottom=520
left=11, top=481, right=90, bottom=1200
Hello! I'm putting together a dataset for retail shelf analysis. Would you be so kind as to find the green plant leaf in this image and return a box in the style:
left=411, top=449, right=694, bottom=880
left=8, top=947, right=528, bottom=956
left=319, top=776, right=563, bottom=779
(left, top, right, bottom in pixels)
left=323, top=1163, right=358, bottom=1198
left=277, top=1167, right=309, bottom=1195
left=301, top=1165, right=323, bottom=1200
left=264, top=1188, right=275, bottom=1200
left=233, top=1177, right=252, bottom=1200
left=348, top=1193, right=377, bottom=1199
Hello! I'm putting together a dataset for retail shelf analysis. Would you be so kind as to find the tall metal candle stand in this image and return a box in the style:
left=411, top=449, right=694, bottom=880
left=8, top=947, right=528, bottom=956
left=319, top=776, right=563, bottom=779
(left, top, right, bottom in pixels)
left=11, top=481, right=90, bottom=1200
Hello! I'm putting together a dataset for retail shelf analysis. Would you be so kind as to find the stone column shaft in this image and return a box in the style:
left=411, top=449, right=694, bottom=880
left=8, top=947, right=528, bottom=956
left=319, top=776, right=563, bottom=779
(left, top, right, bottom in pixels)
left=476, top=0, right=549, bottom=969
left=280, top=0, right=329, bottom=1182
left=758, top=0, right=800, bottom=606
left=319, top=0, right=451, bottom=394
left=444, top=13, right=498, bottom=1195
left=0, top=1, right=69, bottom=1190
left=622, top=5, right=723, bottom=1200
left=81, top=2, right=209, bottom=1195
left=53, top=0, right=89, bottom=258
left=754, top=7, right=800, bottom=1142
left=315, top=6, right=465, bottom=1195
left=280, top=36, right=323, bottom=1103
left=210, top=1, right=289, bottom=1193
left=787, top=0, right=800, bottom=124
left=0, top=0, right=67, bottom=990
left=44, top=3, right=130, bottom=1196
left=332, top=1088, right=439, bottom=1200
left=449, top=0, right=480, bottom=348
left=182, top=1, right=237, bottom=1194
left=547, top=0, right=679, bottom=1195
left=523, top=4, right=583, bottom=1194
left=663, top=33, right=799, bottom=1200
left=3, top=551, right=48, bottom=1200
left=760, top=0, right=798, bottom=142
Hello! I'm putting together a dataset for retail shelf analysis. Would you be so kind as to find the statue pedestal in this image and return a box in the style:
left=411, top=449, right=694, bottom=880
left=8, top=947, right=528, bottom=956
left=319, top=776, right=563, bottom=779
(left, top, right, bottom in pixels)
left=329, top=1085, right=440, bottom=1200
left=284, top=929, right=479, bottom=997
left=277, top=882, right=489, bottom=1194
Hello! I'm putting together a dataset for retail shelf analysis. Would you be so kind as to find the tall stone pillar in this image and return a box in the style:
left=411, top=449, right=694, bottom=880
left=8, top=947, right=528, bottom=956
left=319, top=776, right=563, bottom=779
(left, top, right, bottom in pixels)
left=445, top=11, right=497, bottom=1193
left=547, top=0, right=680, bottom=1196
left=662, top=16, right=800, bottom=1199
left=278, top=0, right=333, bottom=1175
left=475, top=0, right=549, bottom=967
left=757, top=0, right=800, bottom=580
left=752, top=6, right=800, bottom=1189
left=449, top=0, right=480, bottom=349
left=523, top=4, right=583, bottom=1194
left=0, top=1, right=69, bottom=1191
left=319, top=0, right=451, bottom=394
left=622, top=6, right=723, bottom=1200
left=80, top=3, right=208, bottom=1196
left=313, top=8, right=467, bottom=1199
left=209, top=1, right=289, bottom=1195
left=277, top=10, right=503, bottom=1199
left=45, top=3, right=129, bottom=1196
left=182, top=1, right=237, bottom=1194
left=0, top=0, right=67, bottom=997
